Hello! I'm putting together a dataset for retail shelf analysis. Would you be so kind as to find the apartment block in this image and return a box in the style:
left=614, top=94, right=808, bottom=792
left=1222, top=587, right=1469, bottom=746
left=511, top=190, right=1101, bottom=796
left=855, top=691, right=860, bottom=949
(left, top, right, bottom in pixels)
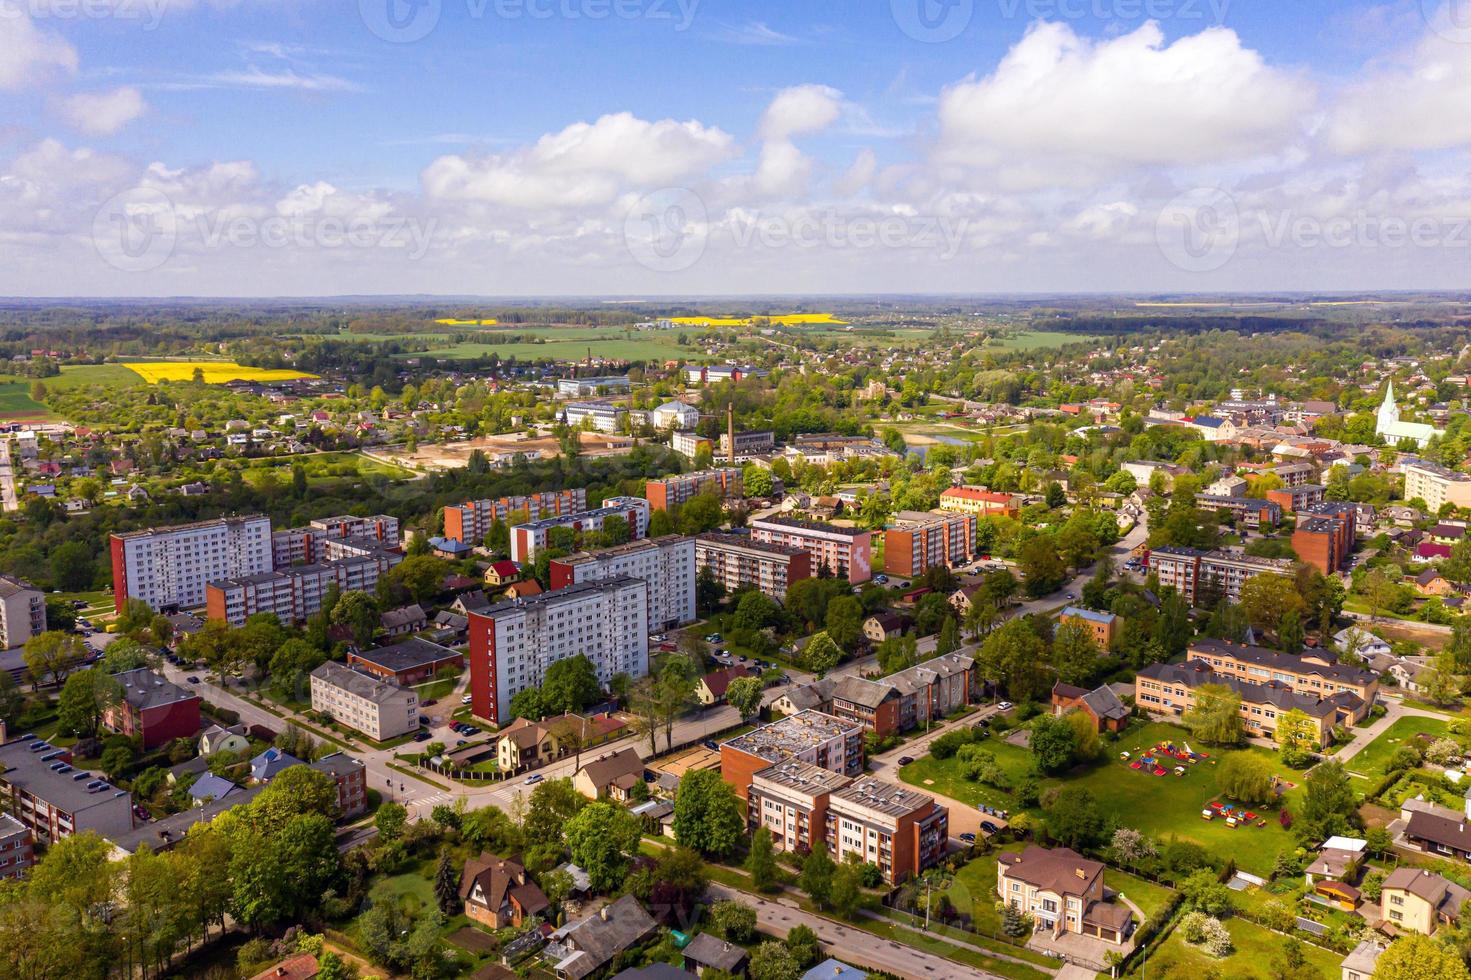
left=1273, top=461, right=1319, bottom=487
left=671, top=430, right=714, bottom=459
left=548, top=535, right=696, bottom=630
left=1147, top=546, right=1295, bottom=605
left=0, top=576, right=45, bottom=650
left=827, top=777, right=948, bottom=885
left=557, top=376, right=630, bottom=397
left=883, top=510, right=978, bottom=577
left=1266, top=484, right=1327, bottom=513
left=561, top=401, right=627, bottom=433
left=749, top=516, right=871, bottom=584
left=1058, top=606, right=1119, bottom=648
left=747, top=760, right=850, bottom=855
left=104, top=669, right=202, bottom=750
left=309, top=661, right=419, bottom=741
left=0, top=736, right=134, bottom=843
left=828, top=653, right=979, bottom=738
left=271, top=514, right=400, bottom=567
left=1195, top=494, right=1282, bottom=529
left=310, top=752, right=369, bottom=819
left=719, top=710, right=865, bottom=803
left=206, top=547, right=403, bottom=626
left=508, top=497, right=651, bottom=564
left=0, top=812, right=33, bottom=880
left=1186, top=638, right=1379, bottom=706
left=467, top=577, right=649, bottom=725
left=111, top=515, right=273, bottom=614
left=694, top=533, right=812, bottom=599
left=1292, top=502, right=1357, bottom=574
left=442, top=490, right=587, bottom=547
left=1404, top=459, right=1471, bottom=513
left=938, top=486, right=1020, bottom=517
left=644, top=469, right=742, bottom=511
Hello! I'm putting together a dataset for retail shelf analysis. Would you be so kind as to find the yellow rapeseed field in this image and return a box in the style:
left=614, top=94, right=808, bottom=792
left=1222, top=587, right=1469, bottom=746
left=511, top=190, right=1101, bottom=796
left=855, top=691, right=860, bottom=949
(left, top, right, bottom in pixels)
left=668, top=313, right=847, bottom=326
left=434, top=318, right=500, bottom=325
left=122, top=361, right=318, bottom=384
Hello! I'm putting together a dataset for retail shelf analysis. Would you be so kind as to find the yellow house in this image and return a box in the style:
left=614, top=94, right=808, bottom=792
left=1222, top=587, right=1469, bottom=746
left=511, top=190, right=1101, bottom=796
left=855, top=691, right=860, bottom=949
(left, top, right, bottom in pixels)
left=484, top=560, right=521, bottom=587
left=572, top=747, right=645, bottom=801
left=1381, top=867, right=1470, bottom=935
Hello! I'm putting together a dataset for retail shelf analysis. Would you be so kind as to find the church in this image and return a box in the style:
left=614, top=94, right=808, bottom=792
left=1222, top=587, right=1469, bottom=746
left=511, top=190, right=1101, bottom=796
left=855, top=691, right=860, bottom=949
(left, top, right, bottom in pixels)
left=1376, top=382, right=1439, bottom=448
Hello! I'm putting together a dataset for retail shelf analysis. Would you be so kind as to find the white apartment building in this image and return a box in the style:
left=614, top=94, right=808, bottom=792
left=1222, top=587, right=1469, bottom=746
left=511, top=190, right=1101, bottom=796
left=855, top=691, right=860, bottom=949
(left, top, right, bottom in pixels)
left=548, top=535, right=696, bottom=631
left=206, top=547, right=403, bottom=626
left=508, top=497, right=651, bottom=564
left=1404, top=459, right=1471, bottom=513
left=0, top=576, right=45, bottom=650
left=560, top=401, right=627, bottom=433
left=467, top=577, right=649, bottom=725
left=694, top=533, right=812, bottom=600
left=271, top=514, right=400, bottom=567
left=110, top=515, right=273, bottom=614
left=309, top=661, right=419, bottom=741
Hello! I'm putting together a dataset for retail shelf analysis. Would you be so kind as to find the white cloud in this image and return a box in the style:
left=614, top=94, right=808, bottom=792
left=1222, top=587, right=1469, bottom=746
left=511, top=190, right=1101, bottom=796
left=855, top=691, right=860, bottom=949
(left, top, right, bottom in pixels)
left=935, top=21, right=1313, bottom=187
left=759, top=85, right=843, bottom=141
left=203, top=68, right=365, bottom=92
left=61, top=87, right=148, bottom=136
left=0, top=11, right=78, bottom=90
left=421, top=112, right=736, bottom=208
left=1325, top=28, right=1471, bottom=155
left=709, top=21, right=798, bottom=46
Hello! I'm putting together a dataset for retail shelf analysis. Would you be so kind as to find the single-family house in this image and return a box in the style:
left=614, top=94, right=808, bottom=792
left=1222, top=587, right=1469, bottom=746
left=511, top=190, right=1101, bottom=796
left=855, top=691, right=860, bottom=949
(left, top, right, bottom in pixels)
left=460, top=854, right=550, bottom=929
left=572, top=747, right=645, bottom=802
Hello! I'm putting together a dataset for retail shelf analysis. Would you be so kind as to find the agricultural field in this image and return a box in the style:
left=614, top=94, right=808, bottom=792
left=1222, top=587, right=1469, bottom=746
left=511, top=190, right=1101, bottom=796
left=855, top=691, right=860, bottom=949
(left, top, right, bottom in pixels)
left=122, top=361, right=317, bottom=384
left=668, top=313, right=848, bottom=326
left=0, top=383, right=52, bottom=419
left=409, top=330, right=704, bottom=363
left=984, top=330, right=1101, bottom=351
left=433, top=318, right=499, bottom=325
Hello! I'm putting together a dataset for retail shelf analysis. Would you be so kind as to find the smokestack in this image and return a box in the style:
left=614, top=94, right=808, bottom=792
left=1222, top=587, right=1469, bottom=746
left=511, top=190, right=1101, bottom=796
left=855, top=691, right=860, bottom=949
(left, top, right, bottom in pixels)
left=727, top=402, right=735, bottom=465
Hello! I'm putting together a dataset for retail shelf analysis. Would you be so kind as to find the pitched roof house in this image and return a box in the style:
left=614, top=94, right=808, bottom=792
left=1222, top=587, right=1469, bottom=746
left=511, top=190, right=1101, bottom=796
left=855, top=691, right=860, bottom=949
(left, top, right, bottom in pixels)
left=572, top=747, right=646, bottom=802
left=459, top=853, right=550, bottom=929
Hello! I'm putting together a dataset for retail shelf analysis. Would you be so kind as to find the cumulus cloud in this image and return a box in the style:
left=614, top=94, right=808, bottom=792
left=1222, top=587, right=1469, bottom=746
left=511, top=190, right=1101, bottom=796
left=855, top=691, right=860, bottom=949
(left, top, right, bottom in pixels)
left=0, top=12, right=78, bottom=90
left=758, top=84, right=843, bottom=141
left=61, top=87, right=148, bottom=136
left=1325, top=27, right=1471, bottom=155
left=935, top=21, right=1313, bottom=187
left=421, top=112, right=735, bottom=208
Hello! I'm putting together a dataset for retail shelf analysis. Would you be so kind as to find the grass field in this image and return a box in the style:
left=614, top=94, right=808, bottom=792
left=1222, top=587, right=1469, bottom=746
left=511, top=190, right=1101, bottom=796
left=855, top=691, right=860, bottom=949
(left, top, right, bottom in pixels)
left=0, top=383, right=52, bottom=419
left=411, top=335, right=704, bottom=363
left=986, top=330, right=1101, bottom=351
left=122, top=361, right=317, bottom=384
left=229, top=451, right=417, bottom=487
left=1342, top=715, right=1449, bottom=779
left=1132, top=915, right=1341, bottom=979
left=900, top=722, right=1306, bottom=876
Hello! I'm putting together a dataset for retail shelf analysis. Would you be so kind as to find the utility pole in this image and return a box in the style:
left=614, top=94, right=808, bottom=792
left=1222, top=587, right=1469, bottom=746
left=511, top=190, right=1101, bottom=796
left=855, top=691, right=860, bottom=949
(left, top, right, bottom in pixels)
left=727, top=402, right=736, bottom=465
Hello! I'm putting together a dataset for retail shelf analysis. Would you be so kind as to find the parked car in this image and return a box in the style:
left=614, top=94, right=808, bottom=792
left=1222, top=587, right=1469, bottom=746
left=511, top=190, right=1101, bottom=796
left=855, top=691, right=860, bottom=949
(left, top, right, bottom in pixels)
left=959, top=832, right=976, bottom=843
left=461, top=694, right=473, bottom=704
left=997, top=701, right=1013, bottom=711
left=897, top=756, right=914, bottom=766
left=980, top=821, right=998, bottom=834
left=422, top=698, right=437, bottom=707
left=525, top=773, right=543, bottom=785
left=185, top=676, right=200, bottom=684
left=413, top=731, right=432, bottom=742
left=702, top=739, right=719, bottom=751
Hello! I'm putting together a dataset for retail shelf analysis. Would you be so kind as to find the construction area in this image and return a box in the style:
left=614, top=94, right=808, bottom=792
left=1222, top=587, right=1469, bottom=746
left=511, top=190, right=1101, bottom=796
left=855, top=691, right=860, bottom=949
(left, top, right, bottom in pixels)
left=370, top=431, right=637, bottom=472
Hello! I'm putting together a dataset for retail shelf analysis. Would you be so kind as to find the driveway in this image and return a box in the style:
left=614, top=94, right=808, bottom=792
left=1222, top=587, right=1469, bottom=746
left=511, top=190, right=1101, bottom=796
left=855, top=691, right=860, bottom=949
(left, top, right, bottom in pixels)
left=704, top=883, right=1008, bottom=979
left=1334, top=698, right=1447, bottom=768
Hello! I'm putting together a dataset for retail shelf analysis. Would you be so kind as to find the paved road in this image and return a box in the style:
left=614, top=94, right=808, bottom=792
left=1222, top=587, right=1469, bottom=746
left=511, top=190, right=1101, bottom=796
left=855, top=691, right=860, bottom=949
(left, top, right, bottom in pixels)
left=705, top=883, right=1005, bottom=980
left=1334, top=697, right=1448, bottom=767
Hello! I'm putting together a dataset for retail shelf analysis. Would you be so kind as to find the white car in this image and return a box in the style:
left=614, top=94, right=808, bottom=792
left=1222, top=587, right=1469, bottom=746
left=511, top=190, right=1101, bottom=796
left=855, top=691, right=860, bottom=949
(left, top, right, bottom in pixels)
left=461, top=694, right=473, bottom=705
left=997, top=701, right=1014, bottom=711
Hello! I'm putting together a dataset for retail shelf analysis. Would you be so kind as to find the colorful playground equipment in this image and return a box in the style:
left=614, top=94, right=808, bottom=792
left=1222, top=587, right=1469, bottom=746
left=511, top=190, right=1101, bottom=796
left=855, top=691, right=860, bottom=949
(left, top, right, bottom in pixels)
left=1125, top=741, right=1207, bottom=776
left=1202, top=800, right=1268, bottom=827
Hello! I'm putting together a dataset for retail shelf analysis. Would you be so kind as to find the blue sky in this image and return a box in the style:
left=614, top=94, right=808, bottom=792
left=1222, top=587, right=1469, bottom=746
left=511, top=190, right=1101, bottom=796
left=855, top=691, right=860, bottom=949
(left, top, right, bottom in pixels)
left=3, top=0, right=1470, bottom=295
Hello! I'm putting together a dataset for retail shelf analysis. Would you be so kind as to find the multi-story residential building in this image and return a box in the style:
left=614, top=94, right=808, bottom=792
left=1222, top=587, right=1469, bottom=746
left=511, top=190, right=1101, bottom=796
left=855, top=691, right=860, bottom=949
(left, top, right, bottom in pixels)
left=827, top=653, right=979, bottom=738
left=467, top=577, right=649, bottom=725
left=1195, top=494, right=1282, bottom=529
left=827, top=777, right=948, bottom=885
left=508, top=497, right=650, bottom=564
left=671, top=430, right=714, bottom=459
left=882, top=510, right=977, bottom=577
left=719, top=710, right=865, bottom=802
left=1187, top=638, right=1379, bottom=706
left=557, top=376, right=630, bottom=398
left=1404, top=458, right=1471, bottom=513
left=938, top=486, right=1020, bottom=517
left=1273, top=461, right=1318, bottom=487
left=1381, top=867, right=1469, bottom=935
left=685, top=364, right=767, bottom=384
left=309, top=661, right=419, bottom=741
left=1147, top=547, right=1296, bottom=605
left=1135, top=661, right=1356, bottom=746
left=348, top=637, right=464, bottom=686
left=310, top=752, right=369, bottom=819
left=747, top=760, right=851, bottom=855
left=111, top=515, right=273, bottom=613
left=1266, top=484, right=1327, bottom=513
left=1293, top=502, right=1357, bottom=573
left=830, top=676, right=901, bottom=737
left=719, top=430, right=776, bottom=458
left=0, top=812, right=33, bottom=880
left=560, top=400, right=627, bottom=433
left=205, top=547, right=403, bottom=626
left=0, top=736, right=135, bottom=842
left=694, top=533, right=812, bottom=599
left=749, top=516, right=871, bottom=584
left=1058, top=606, right=1119, bottom=648
left=104, top=669, right=202, bottom=750
left=548, top=535, right=696, bottom=631
left=443, top=490, right=587, bottom=547
left=644, top=469, right=742, bottom=511
left=0, top=576, right=45, bottom=650
left=998, top=846, right=1134, bottom=945
left=271, top=514, right=399, bottom=567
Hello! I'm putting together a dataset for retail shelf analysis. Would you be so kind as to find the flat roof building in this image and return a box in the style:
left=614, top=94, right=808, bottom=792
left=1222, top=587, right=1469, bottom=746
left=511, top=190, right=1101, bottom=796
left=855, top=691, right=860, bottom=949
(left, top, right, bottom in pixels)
left=111, top=515, right=273, bottom=614
left=694, top=532, right=812, bottom=599
left=549, top=535, right=696, bottom=631
left=0, top=735, right=134, bottom=843
left=827, top=777, right=948, bottom=885
left=750, top=516, right=871, bottom=584
left=720, top=709, right=864, bottom=803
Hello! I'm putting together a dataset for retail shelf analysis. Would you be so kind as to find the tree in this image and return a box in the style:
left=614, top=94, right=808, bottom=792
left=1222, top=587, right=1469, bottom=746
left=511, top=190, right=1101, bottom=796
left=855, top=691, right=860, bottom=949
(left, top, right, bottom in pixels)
left=543, top=655, right=602, bottom=714
left=829, top=860, right=864, bottom=918
left=746, top=827, right=779, bottom=891
left=1216, top=752, right=1276, bottom=803
left=1047, top=787, right=1104, bottom=849
left=374, top=802, right=407, bottom=842
left=936, top=616, right=961, bottom=655
left=523, top=778, right=585, bottom=849
left=799, top=842, right=835, bottom=908
left=1180, top=869, right=1235, bottom=916
left=510, top=687, right=549, bottom=722
left=1051, top=622, right=1101, bottom=686
left=24, top=630, right=86, bottom=687
left=1275, top=708, right=1319, bottom=760
left=673, top=769, right=745, bottom=857
left=564, top=801, right=641, bottom=893
left=748, top=940, right=801, bottom=980
left=329, top=590, right=378, bottom=648
left=50, top=540, right=95, bottom=591
left=56, top=668, right=124, bottom=739
left=1240, top=573, right=1306, bottom=635
left=1375, top=933, right=1470, bottom=980
left=824, top=596, right=864, bottom=652
left=1030, top=714, right=1079, bottom=774
left=801, top=632, right=842, bottom=676
left=976, top=618, right=1048, bottom=702
left=733, top=590, right=780, bottom=631
left=116, top=597, right=157, bottom=636
left=385, top=553, right=446, bottom=604
left=1423, top=651, right=1461, bottom=706
left=786, top=924, right=820, bottom=969
left=1018, top=537, right=1067, bottom=597
left=710, top=900, right=757, bottom=942
left=434, top=849, right=459, bottom=916
left=725, top=675, right=764, bottom=722
left=1302, top=760, right=1357, bottom=838
left=1110, top=827, right=1157, bottom=871
left=1183, top=683, right=1244, bottom=745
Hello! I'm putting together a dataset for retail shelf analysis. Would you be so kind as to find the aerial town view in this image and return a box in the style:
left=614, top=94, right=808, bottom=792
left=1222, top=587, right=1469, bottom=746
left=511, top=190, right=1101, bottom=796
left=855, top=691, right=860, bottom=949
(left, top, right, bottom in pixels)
left=4, top=2, right=1471, bottom=980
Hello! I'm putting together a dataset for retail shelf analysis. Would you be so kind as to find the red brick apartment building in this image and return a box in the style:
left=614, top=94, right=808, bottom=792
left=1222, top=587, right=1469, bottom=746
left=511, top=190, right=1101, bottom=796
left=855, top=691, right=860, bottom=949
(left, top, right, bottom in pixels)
left=1266, top=485, right=1327, bottom=514
left=749, top=516, right=871, bottom=584
left=0, top=812, right=33, bottom=880
left=883, top=510, right=977, bottom=577
left=719, top=710, right=866, bottom=803
left=1291, top=502, right=1357, bottom=574
left=442, top=490, right=587, bottom=546
left=105, top=669, right=202, bottom=750
left=644, top=469, right=742, bottom=511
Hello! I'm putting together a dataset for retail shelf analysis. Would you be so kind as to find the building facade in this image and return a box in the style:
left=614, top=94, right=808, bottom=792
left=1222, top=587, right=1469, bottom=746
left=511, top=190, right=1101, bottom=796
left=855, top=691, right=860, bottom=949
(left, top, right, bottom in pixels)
left=104, top=669, right=203, bottom=750
left=0, top=812, right=33, bottom=880
left=508, top=497, right=651, bottom=564
left=719, top=710, right=865, bottom=803
left=467, top=577, right=649, bottom=725
left=1292, top=502, right=1357, bottom=574
left=1147, top=547, right=1296, bottom=605
left=443, top=490, right=588, bottom=547
left=0, top=736, right=135, bottom=843
left=882, top=510, right=978, bottom=577
left=271, top=514, right=399, bottom=567
left=111, top=515, right=273, bottom=613
left=644, top=469, right=742, bottom=511
left=827, top=777, right=948, bottom=885
left=747, top=760, right=850, bottom=856
left=548, top=535, right=697, bottom=631
left=206, top=547, right=404, bottom=626
left=998, top=846, right=1133, bottom=945
left=1404, top=459, right=1471, bottom=513
left=0, top=576, right=45, bottom=650
left=309, top=661, right=419, bottom=741
left=938, top=486, right=1020, bottom=517
left=1058, top=606, right=1118, bottom=648
left=693, top=533, right=812, bottom=599
left=749, top=516, right=871, bottom=584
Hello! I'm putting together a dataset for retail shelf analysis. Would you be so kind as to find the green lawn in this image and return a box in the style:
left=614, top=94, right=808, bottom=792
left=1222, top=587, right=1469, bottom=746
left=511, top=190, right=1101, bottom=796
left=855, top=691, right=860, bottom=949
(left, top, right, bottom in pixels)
left=403, top=326, right=706, bottom=364
left=1130, top=915, right=1340, bottom=980
left=368, top=866, right=437, bottom=907
left=900, top=721, right=1306, bottom=876
left=414, top=677, right=459, bottom=702
left=940, top=842, right=1023, bottom=935
left=1342, top=715, right=1449, bottom=779
left=0, top=383, right=52, bottom=419
left=1105, top=869, right=1177, bottom=922
left=986, top=330, right=1101, bottom=351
